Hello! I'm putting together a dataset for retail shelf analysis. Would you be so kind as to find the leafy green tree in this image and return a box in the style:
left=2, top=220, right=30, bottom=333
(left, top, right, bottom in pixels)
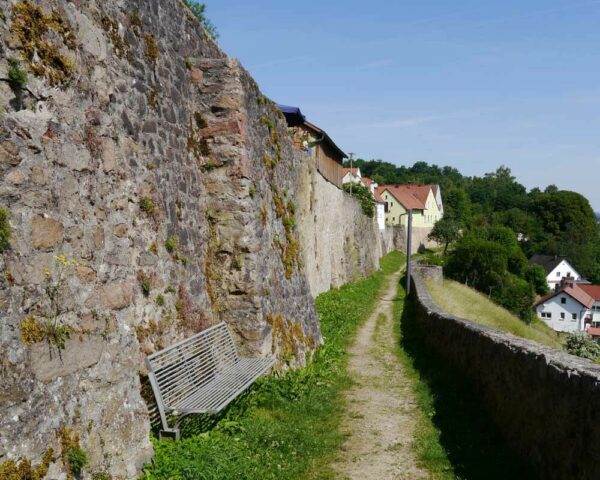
left=445, top=237, right=508, bottom=294
left=493, top=273, right=535, bottom=322
left=524, top=264, right=549, bottom=295
left=428, top=217, right=460, bottom=253
left=183, top=1, right=219, bottom=39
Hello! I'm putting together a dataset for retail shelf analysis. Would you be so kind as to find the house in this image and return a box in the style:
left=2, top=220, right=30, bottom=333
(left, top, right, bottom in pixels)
left=278, top=104, right=347, bottom=188
left=341, top=168, right=378, bottom=195
left=535, top=279, right=594, bottom=333
left=528, top=255, right=582, bottom=290
left=578, top=284, right=600, bottom=332
left=374, top=184, right=443, bottom=228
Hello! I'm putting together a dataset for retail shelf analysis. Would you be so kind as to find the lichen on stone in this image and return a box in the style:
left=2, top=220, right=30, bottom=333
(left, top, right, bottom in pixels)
left=144, top=33, right=159, bottom=63
left=0, top=448, right=54, bottom=480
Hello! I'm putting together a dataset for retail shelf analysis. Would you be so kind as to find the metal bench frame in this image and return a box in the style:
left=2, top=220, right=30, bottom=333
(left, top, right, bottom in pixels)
left=145, top=322, right=274, bottom=439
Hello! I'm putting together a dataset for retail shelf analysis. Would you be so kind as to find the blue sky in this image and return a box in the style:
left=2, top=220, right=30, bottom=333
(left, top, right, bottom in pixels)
left=207, top=0, right=600, bottom=210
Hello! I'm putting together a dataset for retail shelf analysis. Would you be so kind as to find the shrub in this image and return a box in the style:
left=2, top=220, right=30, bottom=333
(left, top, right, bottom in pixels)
left=564, top=332, right=600, bottom=361
left=165, top=236, right=178, bottom=253
left=342, top=183, right=375, bottom=218
left=493, top=273, right=535, bottom=322
left=525, top=264, right=549, bottom=295
left=139, top=197, right=155, bottom=215
left=156, top=294, right=165, bottom=306
left=67, top=447, right=88, bottom=474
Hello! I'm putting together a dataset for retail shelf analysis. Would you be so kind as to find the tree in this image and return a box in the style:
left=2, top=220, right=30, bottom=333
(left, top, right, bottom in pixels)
left=428, top=217, right=460, bottom=253
left=183, top=1, right=219, bottom=39
left=564, top=332, right=600, bottom=361
left=494, top=273, right=535, bottom=322
left=524, top=264, right=549, bottom=295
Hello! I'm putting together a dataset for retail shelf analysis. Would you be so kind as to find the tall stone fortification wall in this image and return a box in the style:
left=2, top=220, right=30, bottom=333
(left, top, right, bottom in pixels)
left=297, top=159, right=390, bottom=297
left=411, top=269, right=600, bottom=480
left=0, top=0, right=370, bottom=475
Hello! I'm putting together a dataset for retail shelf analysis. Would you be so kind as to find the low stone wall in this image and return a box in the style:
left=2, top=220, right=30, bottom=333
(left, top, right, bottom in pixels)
left=411, top=270, right=600, bottom=480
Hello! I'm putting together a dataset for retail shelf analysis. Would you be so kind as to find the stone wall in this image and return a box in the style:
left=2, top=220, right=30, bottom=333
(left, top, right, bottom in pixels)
left=296, top=158, right=385, bottom=297
left=0, top=0, right=321, bottom=476
left=411, top=269, right=600, bottom=480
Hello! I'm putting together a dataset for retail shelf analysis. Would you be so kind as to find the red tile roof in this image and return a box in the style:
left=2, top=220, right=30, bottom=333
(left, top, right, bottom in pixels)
left=398, top=184, right=435, bottom=205
left=578, top=284, right=600, bottom=301
left=342, top=168, right=359, bottom=177
left=535, top=284, right=595, bottom=309
left=378, top=185, right=425, bottom=210
left=587, top=327, right=600, bottom=337
left=361, top=177, right=373, bottom=188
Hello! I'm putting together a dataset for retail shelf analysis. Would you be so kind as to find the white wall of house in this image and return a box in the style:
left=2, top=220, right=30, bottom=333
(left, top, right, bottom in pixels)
left=536, top=294, right=589, bottom=332
left=376, top=203, right=385, bottom=231
left=546, top=260, right=581, bottom=289
left=591, top=301, right=600, bottom=327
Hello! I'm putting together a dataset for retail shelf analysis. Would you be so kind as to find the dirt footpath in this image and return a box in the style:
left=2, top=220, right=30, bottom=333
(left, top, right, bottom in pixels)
left=332, top=270, right=428, bottom=480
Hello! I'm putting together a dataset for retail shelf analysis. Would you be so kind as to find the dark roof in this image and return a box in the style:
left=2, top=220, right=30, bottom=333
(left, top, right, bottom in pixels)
left=277, top=104, right=305, bottom=127
left=528, top=254, right=569, bottom=274
left=277, top=104, right=347, bottom=161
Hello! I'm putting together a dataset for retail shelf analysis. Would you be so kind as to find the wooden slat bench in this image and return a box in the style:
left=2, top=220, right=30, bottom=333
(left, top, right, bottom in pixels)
left=145, top=321, right=275, bottom=439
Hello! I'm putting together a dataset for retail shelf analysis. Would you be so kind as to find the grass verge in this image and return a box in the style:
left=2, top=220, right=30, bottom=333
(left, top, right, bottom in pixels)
left=142, top=251, right=405, bottom=479
left=394, top=279, right=536, bottom=479
left=424, top=278, right=562, bottom=349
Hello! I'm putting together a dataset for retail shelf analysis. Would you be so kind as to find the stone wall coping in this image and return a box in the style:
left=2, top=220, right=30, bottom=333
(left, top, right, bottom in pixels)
left=412, top=271, right=600, bottom=381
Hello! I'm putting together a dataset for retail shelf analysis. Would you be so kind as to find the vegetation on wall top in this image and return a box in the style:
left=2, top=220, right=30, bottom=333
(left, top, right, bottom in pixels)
left=183, top=1, right=218, bottom=39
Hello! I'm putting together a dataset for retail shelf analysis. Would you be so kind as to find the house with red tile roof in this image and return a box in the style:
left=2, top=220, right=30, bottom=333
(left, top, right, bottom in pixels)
left=535, top=279, right=595, bottom=333
left=375, top=184, right=443, bottom=229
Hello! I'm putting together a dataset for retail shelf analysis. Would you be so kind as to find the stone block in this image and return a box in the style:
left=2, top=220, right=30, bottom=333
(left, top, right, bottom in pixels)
left=31, top=215, right=64, bottom=250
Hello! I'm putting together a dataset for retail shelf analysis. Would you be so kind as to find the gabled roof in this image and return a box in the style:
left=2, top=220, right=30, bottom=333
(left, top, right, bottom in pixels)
left=377, top=185, right=425, bottom=210
left=399, top=184, right=436, bottom=205
left=343, top=167, right=360, bottom=177
left=528, top=255, right=571, bottom=274
left=361, top=177, right=373, bottom=188
left=535, top=284, right=594, bottom=309
left=578, top=285, right=600, bottom=301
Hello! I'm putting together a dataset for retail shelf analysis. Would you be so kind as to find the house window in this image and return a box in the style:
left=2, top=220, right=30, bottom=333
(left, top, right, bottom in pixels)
left=560, top=313, right=565, bottom=320
left=561, top=297, right=566, bottom=304
left=572, top=313, right=577, bottom=320
left=567, top=272, right=571, bottom=277
left=392, top=217, right=395, bottom=222
left=556, top=271, right=561, bottom=277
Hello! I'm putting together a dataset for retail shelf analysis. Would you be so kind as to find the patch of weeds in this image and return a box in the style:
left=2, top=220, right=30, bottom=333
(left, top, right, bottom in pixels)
left=165, top=284, right=176, bottom=295
left=0, top=448, right=54, bottom=480
left=101, top=16, right=128, bottom=58
left=144, top=33, right=159, bottom=63
left=91, top=472, right=112, bottom=480
left=5, top=270, right=15, bottom=286
left=260, top=204, right=268, bottom=226
left=7, top=57, right=27, bottom=90
left=130, top=11, right=142, bottom=29
left=138, top=271, right=152, bottom=298
left=59, top=427, right=88, bottom=477
left=156, top=294, right=165, bottom=307
left=147, top=85, right=159, bottom=108
left=249, top=184, right=256, bottom=198
left=139, top=197, right=155, bottom=216
left=146, top=162, right=156, bottom=171
left=185, top=58, right=193, bottom=70
left=10, top=0, right=76, bottom=86
left=149, top=241, right=158, bottom=255
left=0, top=207, right=11, bottom=252
left=165, top=236, right=178, bottom=254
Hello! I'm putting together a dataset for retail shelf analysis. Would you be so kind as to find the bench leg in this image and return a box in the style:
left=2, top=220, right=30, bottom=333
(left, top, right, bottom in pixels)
left=159, top=428, right=180, bottom=441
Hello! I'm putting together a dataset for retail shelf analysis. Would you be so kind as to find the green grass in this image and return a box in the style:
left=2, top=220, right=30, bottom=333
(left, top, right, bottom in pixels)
left=425, top=278, right=562, bottom=350
left=143, top=251, right=405, bottom=479
left=395, top=280, right=536, bottom=479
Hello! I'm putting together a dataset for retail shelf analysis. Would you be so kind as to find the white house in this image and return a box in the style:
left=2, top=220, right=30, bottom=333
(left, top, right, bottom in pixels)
left=342, top=167, right=363, bottom=185
left=535, top=281, right=594, bottom=333
left=528, top=255, right=582, bottom=290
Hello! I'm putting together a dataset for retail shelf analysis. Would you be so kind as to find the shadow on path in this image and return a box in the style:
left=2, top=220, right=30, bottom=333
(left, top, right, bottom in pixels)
left=398, top=280, right=538, bottom=480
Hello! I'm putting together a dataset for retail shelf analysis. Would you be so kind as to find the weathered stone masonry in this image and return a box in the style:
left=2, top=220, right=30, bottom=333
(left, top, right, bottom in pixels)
left=411, top=269, right=600, bottom=480
left=0, top=0, right=338, bottom=476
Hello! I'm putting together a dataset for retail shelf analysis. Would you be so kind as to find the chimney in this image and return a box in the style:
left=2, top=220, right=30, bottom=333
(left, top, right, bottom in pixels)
left=560, top=276, right=576, bottom=289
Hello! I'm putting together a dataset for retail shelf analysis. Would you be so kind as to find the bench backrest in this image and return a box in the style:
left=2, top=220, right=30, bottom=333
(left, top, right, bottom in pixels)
left=145, top=322, right=239, bottom=410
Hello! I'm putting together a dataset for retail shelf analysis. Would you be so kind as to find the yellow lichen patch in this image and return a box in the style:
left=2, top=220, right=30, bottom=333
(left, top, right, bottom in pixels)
left=144, top=33, right=159, bottom=63
left=19, top=315, right=45, bottom=344
left=101, top=16, right=128, bottom=58
left=267, top=313, right=311, bottom=362
left=10, top=1, right=76, bottom=86
left=0, top=448, right=54, bottom=480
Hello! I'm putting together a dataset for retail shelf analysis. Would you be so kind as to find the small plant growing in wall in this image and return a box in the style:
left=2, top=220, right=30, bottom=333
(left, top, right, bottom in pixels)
left=0, top=207, right=11, bottom=252
left=7, top=57, right=27, bottom=90
left=19, top=255, right=79, bottom=359
left=139, top=197, right=155, bottom=215
left=138, top=271, right=152, bottom=297
left=165, top=236, right=178, bottom=253
left=60, top=427, right=88, bottom=477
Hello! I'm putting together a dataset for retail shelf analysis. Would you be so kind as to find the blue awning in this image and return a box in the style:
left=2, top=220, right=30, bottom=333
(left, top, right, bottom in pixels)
left=277, top=104, right=305, bottom=127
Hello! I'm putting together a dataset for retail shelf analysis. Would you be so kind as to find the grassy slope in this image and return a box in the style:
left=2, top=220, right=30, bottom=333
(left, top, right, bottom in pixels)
left=143, top=251, right=405, bottom=480
left=425, top=278, right=562, bottom=350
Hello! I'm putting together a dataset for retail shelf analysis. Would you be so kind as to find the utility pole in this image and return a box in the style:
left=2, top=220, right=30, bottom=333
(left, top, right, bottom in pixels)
left=348, top=152, right=355, bottom=194
left=406, top=208, right=413, bottom=295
